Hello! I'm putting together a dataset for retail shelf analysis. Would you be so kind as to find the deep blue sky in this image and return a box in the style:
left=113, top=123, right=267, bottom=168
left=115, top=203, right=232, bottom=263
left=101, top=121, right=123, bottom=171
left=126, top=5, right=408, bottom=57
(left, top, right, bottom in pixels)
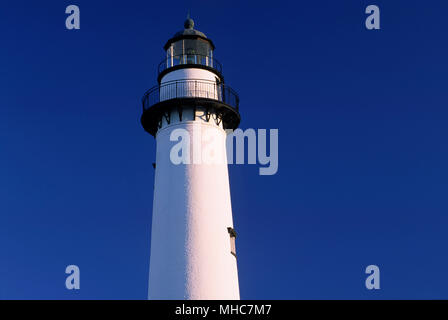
left=1, top=0, right=448, bottom=299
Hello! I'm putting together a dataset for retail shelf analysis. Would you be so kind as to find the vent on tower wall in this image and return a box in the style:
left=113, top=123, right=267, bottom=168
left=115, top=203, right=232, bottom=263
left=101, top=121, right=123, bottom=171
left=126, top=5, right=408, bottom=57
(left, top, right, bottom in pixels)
left=227, top=227, right=237, bottom=257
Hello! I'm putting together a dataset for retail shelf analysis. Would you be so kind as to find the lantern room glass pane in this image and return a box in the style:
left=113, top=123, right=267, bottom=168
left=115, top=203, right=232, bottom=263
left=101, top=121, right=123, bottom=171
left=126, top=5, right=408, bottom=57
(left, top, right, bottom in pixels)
left=171, top=39, right=212, bottom=58
left=164, top=39, right=216, bottom=70
left=183, top=39, right=210, bottom=56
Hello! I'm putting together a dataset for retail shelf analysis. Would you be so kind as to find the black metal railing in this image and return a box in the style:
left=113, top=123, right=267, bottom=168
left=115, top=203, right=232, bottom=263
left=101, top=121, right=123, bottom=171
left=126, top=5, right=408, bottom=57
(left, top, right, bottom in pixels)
left=158, top=54, right=223, bottom=75
left=142, top=79, right=239, bottom=111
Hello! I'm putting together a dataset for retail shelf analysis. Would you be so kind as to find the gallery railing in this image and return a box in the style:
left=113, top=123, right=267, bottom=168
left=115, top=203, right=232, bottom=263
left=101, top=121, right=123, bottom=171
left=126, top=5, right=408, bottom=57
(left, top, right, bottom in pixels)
left=142, top=79, right=239, bottom=112
left=158, top=54, right=223, bottom=75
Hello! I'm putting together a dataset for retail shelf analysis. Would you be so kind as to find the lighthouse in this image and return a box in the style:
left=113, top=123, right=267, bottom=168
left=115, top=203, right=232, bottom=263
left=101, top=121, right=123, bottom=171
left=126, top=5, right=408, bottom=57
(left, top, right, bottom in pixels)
left=141, top=17, right=241, bottom=300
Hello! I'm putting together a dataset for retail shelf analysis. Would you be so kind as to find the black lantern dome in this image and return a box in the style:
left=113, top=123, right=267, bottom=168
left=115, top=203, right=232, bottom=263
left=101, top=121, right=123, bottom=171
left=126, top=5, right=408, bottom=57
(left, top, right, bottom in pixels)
left=168, top=17, right=208, bottom=39
left=165, top=18, right=213, bottom=50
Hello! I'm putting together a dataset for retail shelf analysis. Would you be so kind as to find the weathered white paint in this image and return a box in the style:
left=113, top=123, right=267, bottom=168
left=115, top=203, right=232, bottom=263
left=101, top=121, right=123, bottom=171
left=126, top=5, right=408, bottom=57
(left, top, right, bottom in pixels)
left=148, top=66, right=239, bottom=300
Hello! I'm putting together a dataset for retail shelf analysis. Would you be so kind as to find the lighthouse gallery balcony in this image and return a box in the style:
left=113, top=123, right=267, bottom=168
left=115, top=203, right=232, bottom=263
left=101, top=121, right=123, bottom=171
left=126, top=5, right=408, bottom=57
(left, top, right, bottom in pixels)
left=141, top=79, right=240, bottom=136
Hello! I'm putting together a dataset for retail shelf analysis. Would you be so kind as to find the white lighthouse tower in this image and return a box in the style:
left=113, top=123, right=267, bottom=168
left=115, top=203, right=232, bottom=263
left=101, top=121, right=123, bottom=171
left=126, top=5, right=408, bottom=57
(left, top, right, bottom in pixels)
left=141, top=17, right=241, bottom=300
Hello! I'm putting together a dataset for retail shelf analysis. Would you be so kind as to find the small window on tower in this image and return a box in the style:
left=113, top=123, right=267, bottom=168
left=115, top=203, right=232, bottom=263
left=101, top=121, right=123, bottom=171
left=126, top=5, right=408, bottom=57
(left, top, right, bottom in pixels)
left=227, top=227, right=237, bottom=257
